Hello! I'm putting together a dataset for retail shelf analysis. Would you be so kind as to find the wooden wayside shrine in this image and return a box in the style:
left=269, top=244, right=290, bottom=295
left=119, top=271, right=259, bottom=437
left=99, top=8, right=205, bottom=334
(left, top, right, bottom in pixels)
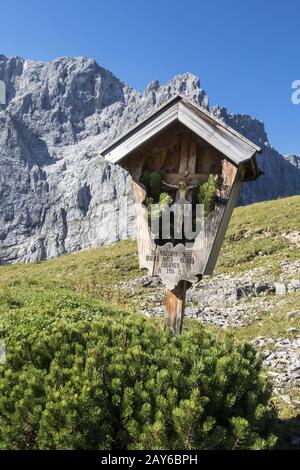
left=102, top=95, right=262, bottom=335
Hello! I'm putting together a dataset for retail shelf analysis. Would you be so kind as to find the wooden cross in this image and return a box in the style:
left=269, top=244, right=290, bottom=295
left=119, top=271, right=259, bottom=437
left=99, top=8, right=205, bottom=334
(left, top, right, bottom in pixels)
left=163, top=135, right=207, bottom=335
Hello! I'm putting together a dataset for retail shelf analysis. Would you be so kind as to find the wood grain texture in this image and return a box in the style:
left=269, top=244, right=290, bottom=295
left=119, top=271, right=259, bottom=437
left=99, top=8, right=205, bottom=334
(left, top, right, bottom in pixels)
left=131, top=181, right=157, bottom=273
left=165, top=281, right=188, bottom=336
left=179, top=132, right=190, bottom=174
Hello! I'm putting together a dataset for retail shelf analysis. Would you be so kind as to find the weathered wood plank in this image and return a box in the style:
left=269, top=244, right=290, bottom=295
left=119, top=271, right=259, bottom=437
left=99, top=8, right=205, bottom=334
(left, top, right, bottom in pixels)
left=178, top=102, right=257, bottom=163
left=188, top=139, right=197, bottom=174
left=131, top=180, right=155, bottom=271
left=179, top=132, right=190, bottom=174
left=204, top=166, right=241, bottom=274
left=164, top=173, right=208, bottom=184
left=165, top=281, right=188, bottom=336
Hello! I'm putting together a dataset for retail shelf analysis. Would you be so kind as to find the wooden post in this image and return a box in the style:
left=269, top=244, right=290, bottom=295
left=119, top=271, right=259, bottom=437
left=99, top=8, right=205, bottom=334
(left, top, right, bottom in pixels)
left=165, top=280, right=187, bottom=336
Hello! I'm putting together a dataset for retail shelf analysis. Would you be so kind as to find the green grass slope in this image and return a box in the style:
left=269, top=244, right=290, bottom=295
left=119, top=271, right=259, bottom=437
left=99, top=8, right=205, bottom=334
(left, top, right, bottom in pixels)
left=1, top=195, right=298, bottom=306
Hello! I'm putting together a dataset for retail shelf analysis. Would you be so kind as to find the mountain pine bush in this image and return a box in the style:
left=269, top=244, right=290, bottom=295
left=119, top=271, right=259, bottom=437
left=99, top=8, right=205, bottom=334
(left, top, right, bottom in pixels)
left=0, top=303, right=277, bottom=450
left=197, top=174, right=218, bottom=216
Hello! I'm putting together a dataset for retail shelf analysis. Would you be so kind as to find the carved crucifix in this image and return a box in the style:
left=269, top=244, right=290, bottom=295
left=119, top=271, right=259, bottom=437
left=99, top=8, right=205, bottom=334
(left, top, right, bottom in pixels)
left=162, top=180, right=196, bottom=204
left=162, top=135, right=206, bottom=335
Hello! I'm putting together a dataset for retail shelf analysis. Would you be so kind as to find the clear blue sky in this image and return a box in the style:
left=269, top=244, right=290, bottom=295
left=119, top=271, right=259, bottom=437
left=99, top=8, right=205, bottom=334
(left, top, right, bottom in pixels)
left=1, top=0, right=299, bottom=154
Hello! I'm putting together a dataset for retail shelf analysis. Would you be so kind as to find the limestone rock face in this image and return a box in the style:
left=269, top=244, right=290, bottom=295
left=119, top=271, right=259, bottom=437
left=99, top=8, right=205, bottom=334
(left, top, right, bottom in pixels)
left=0, top=54, right=299, bottom=263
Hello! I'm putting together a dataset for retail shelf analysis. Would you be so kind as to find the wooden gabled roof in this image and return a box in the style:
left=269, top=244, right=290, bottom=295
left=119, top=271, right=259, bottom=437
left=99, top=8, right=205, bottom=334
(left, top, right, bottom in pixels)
left=102, top=95, right=261, bottom=180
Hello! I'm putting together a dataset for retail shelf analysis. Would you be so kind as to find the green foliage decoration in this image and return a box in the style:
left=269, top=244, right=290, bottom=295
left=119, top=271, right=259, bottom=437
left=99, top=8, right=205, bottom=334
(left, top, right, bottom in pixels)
left=197, top=174, right=218, bottom=216
left=145, top=192, right=173, bottom=221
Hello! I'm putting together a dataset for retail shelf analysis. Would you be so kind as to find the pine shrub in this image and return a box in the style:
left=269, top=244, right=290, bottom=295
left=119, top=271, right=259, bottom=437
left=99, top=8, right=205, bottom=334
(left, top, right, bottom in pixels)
left=0, top=306, right=277, bottom=450
left=197, top=174, right=218, bottom=216
left=146, top=192, right=173, bottom=219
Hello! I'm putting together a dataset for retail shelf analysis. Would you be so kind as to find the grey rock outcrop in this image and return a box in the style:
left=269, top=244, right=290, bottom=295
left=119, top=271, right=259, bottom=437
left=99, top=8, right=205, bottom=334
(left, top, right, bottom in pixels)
left=0, top=54, right=299, bottom=263
left=285, top=154, right=300, bottom=169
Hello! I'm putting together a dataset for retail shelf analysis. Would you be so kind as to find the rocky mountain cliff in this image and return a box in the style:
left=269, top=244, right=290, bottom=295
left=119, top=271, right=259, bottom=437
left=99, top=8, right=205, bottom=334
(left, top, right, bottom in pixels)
left=0, top=54, right=299, bottom=263
left=285, top=154, right=300, bottom=169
